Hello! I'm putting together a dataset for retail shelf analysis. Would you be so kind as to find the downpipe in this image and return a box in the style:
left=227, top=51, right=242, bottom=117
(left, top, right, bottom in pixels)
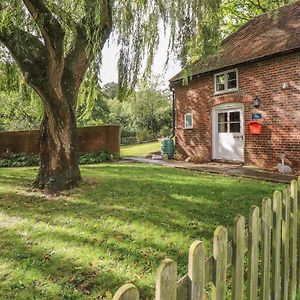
left=170, top=87, right=175, bottom=139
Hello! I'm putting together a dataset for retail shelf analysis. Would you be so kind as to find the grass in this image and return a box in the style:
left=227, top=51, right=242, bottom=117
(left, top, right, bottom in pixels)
left=0, top=164, right=284, bottom=299
left=120, top=141, right=160, bottom=157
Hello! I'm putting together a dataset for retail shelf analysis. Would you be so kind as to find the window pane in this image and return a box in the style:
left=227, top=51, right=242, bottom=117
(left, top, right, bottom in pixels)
left=228, top=79, right=237, bottom=89
left=227, top=71, right=237, bottom=89
left=230, top=123, right=240, bottom=133
left=227, top=71, right=236, bottom=81
left=216, top=74, right=225, bottom=91
left=218, top=112, right=227, bottom=123
left=185, top=114, right=192, bottom=128
left=230, top=111, right=240, bottom=122
left=218, top=123, right=228, bottom=133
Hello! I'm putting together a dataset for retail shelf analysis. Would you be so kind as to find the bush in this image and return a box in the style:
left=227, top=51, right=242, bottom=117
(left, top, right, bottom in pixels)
left=160, top=126, right=172, bottom=138
left=79, top=150, right=113, bottom=164
left=0, top=153, right=40, bottom=167
left=136, top=129, right=152, bottom=143
left=0, top=151, right=116, bottom=168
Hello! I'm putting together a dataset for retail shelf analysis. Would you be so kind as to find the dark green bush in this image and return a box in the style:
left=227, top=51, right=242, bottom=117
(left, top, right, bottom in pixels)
left=79, top=150, right=112, bottom=164
left=0, top=151, right=117, bottom=168
left=0, top=153, right=40, bottom=167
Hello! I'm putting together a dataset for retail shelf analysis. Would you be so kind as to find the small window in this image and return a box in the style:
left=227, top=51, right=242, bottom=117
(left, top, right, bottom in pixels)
left=229, top=111, right=240, bottom=133
left=184, top=113, right=193, bottom=129
left=218, top=112, right=228, bottom=133
left=216, top=74, right=225, bottom=92
left=215, top=69, right=238, bottom=94
left=217, top=111, right=241, bottom=133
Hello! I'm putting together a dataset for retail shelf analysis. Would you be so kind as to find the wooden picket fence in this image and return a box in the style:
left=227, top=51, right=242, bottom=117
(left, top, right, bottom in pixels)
left=113, top=177, right=300, bottom=300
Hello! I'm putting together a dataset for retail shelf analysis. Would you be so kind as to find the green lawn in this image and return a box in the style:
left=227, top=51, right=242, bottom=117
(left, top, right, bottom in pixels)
left=0, top=164, right=283, bottom=299
left=120, top=141, right=160, bottom=157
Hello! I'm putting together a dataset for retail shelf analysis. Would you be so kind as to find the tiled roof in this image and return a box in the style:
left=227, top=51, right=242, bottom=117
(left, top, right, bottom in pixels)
left=170, top=1, right=300, bottom=83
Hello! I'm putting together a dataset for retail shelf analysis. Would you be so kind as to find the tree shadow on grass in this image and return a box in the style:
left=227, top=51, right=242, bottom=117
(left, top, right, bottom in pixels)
left=0, top=227, right=132, bottom=299
left=0, top=163, right=284, bottom=299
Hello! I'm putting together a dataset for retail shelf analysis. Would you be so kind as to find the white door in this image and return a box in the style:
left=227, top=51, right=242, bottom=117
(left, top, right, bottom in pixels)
left=213, top=104, right=244, bottom=162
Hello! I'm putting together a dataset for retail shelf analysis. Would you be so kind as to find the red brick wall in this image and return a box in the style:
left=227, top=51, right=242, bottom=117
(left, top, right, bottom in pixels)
left=0, top=125, right=120, bottom=157
left=173, top=51, right=300, bottom=170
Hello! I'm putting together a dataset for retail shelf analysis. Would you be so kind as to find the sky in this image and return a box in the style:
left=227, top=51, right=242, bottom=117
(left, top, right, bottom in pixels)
left=100, top=28, right=181, bottom=89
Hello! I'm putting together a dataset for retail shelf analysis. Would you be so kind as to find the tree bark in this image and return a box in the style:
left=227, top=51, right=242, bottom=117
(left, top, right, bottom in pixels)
left=34, top=100, right=81, bottom=193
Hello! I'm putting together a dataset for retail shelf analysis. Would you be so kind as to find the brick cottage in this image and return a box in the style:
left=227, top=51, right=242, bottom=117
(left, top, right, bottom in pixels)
left=170, top=1, right=300, bottom=171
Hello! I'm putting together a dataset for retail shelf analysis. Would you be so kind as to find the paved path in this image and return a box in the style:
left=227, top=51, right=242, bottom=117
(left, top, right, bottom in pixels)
left=123, top=157, right=297, bottom=183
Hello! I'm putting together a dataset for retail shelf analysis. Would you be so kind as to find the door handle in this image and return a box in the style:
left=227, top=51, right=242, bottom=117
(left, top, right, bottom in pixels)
left=234, top=135, right=244, bottom=140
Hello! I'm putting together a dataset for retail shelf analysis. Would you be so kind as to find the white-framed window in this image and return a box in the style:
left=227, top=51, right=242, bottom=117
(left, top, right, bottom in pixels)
left=184, top=112, right=193, bottom=129
left=214, top=69, right=238, bottom=94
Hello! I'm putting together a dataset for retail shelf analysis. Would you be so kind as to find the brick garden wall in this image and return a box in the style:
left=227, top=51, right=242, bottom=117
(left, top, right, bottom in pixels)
left=0, top=125, right=120, bottom=157
left=173, top=51, right=300, bottom=170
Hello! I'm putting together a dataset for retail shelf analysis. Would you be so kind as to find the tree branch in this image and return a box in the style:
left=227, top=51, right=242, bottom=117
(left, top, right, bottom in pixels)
left=23, top=0, right=65, bottom=56
left=62, top=0, right=113, bottom=107
left=0, top=26, right=48, bottom=95
left=247, top=0, right=267, bottom=13
left=23, top=0, right=65, bottom=95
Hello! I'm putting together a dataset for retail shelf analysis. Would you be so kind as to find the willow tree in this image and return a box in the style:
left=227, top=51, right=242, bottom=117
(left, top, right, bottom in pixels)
left=0, top=0, right=221, bottom=192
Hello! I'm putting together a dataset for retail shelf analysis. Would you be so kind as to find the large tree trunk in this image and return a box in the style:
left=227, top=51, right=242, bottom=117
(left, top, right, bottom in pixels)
left=34, top=101, right=81, bottom=193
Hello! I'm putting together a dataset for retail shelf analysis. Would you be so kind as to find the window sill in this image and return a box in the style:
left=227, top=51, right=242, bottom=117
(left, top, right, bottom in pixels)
left=214, top=88, right=238, bottom=96
left=184, top=127, right=193, bottom=130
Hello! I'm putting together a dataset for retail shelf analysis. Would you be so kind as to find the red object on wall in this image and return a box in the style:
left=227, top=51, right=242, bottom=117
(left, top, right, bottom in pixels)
left=249, top=121, right=262, bottom=135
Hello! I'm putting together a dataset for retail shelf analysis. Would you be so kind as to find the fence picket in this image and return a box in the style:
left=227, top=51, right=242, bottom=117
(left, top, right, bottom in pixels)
left=282, top=189, right=290, bottom=300
left=113, top=179, right=299, bottom=300
left=261, top=198, right=272, bottom=300
left=290, top=180, right=298, bottom=300
left=272, top=191, right=282, bottom=300
left=177, top=275, right=189, bottom=300
left=156, top=259, right=177, bottom=300
left=232, top=215, right=245, bottom=300
left=247, top=206, right=260, bottom=300
left=212, top=226, right=227, bottom=300
left=113, top=284, right=139, bottom=300
left=188, top=241, right=205, bottom=300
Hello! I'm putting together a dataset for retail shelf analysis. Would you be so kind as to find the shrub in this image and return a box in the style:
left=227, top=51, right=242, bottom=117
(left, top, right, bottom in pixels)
left=0, top=151, right=116, bottom=168
left=136, top=129, right=152, bottom=143
left=79, top=150, right=112, bottom=164
left=0, top=153, right=40, bottom=167
left=160, top=126, right=172, bottom=138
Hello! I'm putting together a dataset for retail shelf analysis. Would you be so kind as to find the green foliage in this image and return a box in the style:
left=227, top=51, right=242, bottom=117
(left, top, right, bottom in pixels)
left=0, top=151, right=115, bottom=168
left=136, top=129, right=153, bottom=143
left=102, top=82, right=118, bottom=99
left=0, top=164, right=283, bottom=298
left=0, top=63, right=42, bottom=131
left=76, top=94, right=110, bottom=127
left=0, top=153, right=39, bottom=167
left=221, top=0, right=295, bottom=37
left=0, top=62, right=20, bottom=92
left=107, top=98, right=135, bottom=142
left=128, top=86, right=172, bottom=140
left=0, top=91, right=42, bottom=131
left=108, top=81, right=172, bottom=143
left=79, top=150, right=114, bottom=164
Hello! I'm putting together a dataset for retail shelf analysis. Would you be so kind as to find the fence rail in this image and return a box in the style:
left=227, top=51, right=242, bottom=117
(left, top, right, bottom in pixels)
left=113, top=177, right=300, bottom=300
